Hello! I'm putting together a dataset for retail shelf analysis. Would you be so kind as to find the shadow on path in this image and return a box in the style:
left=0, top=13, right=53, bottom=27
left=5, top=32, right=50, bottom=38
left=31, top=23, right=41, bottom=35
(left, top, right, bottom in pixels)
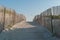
left=0, top=21, right=59, bottom=40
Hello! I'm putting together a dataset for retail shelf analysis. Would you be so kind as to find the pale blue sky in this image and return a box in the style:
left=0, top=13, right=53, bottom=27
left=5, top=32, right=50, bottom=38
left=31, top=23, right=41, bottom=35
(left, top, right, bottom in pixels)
left=0, top=0, right=60, bottom=21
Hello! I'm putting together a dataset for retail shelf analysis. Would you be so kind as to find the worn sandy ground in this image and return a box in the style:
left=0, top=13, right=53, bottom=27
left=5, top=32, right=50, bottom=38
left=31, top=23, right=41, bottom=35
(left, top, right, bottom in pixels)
left=0, top=21, right=60, bottom=40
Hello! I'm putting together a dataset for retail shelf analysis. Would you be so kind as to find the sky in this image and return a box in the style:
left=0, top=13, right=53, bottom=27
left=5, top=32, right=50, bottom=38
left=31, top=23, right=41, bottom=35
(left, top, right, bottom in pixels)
left=0, top=0, right=60, bottom=21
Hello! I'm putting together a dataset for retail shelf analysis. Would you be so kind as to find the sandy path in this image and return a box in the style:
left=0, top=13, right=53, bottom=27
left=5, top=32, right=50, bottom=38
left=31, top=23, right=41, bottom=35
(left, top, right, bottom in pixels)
left=0, top=21, right=60, bottom=40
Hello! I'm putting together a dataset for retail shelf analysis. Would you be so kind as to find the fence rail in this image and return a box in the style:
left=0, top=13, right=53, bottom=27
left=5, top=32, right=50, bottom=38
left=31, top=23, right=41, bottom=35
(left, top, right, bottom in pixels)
left=0, top=6, right=26, bottom=32
left=33, top=6, right=60, bottom=35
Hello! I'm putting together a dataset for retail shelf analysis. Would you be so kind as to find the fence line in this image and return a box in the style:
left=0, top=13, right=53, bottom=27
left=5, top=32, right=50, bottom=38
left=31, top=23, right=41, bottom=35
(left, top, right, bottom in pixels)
left=33, top=6, right=60, bottom=35
left=0, top=6, right=26, bottom=32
